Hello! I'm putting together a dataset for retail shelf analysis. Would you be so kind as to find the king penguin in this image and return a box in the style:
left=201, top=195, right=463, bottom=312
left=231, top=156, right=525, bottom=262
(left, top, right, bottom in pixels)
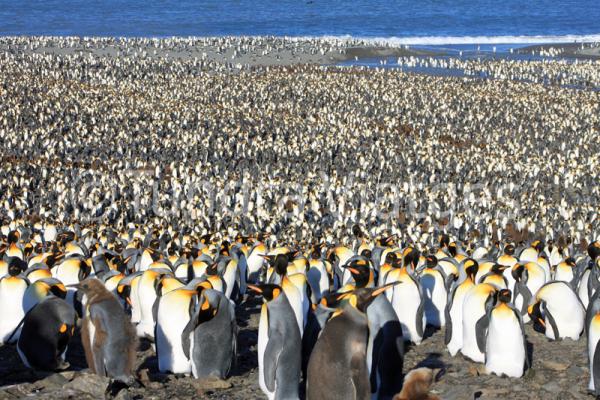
left=445, top=258, right=478, bottom=356
left=181, top=288, right=237, bottom=379
left=249, top=283, right=301, bottom=400
left=461, top=283, right=498, bottom=363
left=17, top=296, right=76, bottom=371
left=306, top=285, right=396, bottom=400
left=528, top=280, right=585, bottom=341
left=485, top=289, right=528, bottom=378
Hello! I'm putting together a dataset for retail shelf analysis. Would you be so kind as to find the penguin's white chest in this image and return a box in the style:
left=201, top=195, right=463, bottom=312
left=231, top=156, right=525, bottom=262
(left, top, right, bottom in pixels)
left=485, top=309, right=525, bottom=378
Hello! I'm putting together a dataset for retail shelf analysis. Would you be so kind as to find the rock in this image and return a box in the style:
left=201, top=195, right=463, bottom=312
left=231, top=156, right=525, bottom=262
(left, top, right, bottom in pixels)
left=63, top=373, right=110, bottom=397
left=541, top=360, right=569, bottom=371
left=468, top=365, right=486, bottom=376
left=33, top=373, right=69, bottom=390
left=191, top=377, right=233, bottom=391
left=541, top=381, right=561, bottom=393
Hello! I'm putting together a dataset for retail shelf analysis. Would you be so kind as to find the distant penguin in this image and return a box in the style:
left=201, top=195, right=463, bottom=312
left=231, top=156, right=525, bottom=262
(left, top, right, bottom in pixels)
left=249, top=283, right=301, bottom=400
left=485, top=289, right=528, bottom=378
left=446, top=258, right=478, bottom=356
left=17, top=296, right=76, bottom=371
left=307, top=285, right=394, bottom=400
left=74, top=278, right=138, bottom=384
left=461, top=283, right=498, bottom=363
left=181, top=288, right=237, bottom=379
left=528, top=281, right=585, bottom=341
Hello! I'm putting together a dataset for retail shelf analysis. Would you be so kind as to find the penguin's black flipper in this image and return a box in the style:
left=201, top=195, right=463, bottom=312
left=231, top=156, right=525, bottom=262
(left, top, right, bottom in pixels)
left=594, top=339, right=600, bottom=397
left=264, top=330, right=284, bottom=393
left=444, top=287, right=457, bottom=345
left=474, top=314, right=490, bottom=354
left=415, top=298, right=425, bottom=338
left=545, top=307, right=561, bottom=340
left=181, top=316, right=197, bottom=360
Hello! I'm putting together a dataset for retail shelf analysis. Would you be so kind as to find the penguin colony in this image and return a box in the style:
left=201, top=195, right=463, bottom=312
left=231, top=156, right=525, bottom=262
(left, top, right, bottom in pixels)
left=0, top=36, right=599, bottom=399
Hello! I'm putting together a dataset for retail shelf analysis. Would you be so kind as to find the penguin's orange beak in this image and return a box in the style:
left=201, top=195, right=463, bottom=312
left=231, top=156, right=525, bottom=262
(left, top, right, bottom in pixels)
left=247, top=284, right=263, bottom=294
left=371, top=281, right=400, bottom=297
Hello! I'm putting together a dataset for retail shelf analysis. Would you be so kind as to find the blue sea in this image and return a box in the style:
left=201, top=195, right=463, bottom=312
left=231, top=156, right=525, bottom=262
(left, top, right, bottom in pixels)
left=0, top=0, right=599, bottom=45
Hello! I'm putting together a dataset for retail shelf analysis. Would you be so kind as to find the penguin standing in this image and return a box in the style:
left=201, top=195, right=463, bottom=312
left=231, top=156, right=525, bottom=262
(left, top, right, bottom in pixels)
left=384, top=256, right=425, bottom=344
left=586, top=291, right=600, bottom=396
left=344, top=260, right=404, bottom=398
left=0, top=260, right=29, bottom=344
left=74, top=278, right=138, bottom=384
left=445, top=258, right=478, bottom=356
left=181, top=288, right=237, bottom=379
left=155, top=287, right=198, bottom=374
left=249, top=283, right=301, bottom=400
left=485, top=289, right=528, bottom=378
left=461, top=283, right=498, bottom=363
left=17, top=296, right=76, bottom=371
left=419, top=255, right=448, bottom=328
left=306, top=285, right=395, bottom=400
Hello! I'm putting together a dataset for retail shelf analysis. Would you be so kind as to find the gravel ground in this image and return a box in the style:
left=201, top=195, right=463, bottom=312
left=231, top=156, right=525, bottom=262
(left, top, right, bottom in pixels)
left=0, top=294, right=592, bottom=400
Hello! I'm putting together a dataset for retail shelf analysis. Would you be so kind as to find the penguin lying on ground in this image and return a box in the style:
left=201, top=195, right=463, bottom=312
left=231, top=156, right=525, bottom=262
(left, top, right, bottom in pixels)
left=17, top=296, right=76, bottom=371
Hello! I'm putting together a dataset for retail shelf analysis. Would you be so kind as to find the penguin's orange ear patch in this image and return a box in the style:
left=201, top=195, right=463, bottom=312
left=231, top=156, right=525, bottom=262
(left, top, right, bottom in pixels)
left=273, top=288, right=281, bottom=298
left=59, top=324, right=67, bottom=333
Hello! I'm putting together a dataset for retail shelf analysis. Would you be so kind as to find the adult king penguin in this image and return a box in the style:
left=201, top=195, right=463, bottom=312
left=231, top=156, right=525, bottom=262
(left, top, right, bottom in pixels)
left=249, top=283, right=301, bottom=400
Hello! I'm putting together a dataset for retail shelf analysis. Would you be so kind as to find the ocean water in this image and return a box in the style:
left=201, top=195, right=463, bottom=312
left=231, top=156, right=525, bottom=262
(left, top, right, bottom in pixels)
left=0, top=0, right=599, bottom=45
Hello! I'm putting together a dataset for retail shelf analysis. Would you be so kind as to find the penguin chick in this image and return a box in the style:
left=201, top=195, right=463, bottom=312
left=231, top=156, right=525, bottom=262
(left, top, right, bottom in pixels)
left=73, top=278, right=138, bottom=385
left=393, top=367, right=440, bottom=400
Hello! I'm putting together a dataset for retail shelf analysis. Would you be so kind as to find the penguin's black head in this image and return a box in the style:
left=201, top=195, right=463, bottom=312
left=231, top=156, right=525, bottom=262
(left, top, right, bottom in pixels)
left=320, top=292, right=342, bottom=309
left=343, top=259, right=370, bottom=288
left=219, top=241, right=230, bottom=256
left=7, top=257, right=26, bottom=276
left=7, top=230, right=20, bottom=245
left=565, top=257, right=576, bottom=267
left=425, top=255, right=437, bottom=268
left=360, top=249, right=372, bottom=259
left=247, top=283, right=282, bottom=302
left=491, top=263, right=507, bottom=274
left=285, top=250, right=299, bottom=263
left=403, top=247, right=420, bottom=269
left=588, top=241, right=600, bottom=261
left=448, top=242, right=457, bottom=257
left=439, top=234, right=450, bottom=249
left=197, top=292, right=218, bottom=321
left=200, top=234, right=212, bottom=245
left=352, top=224, right=363, bottom=238
left=384, top=252, right=398, bottom=265
left=504, top=244, right=515, bottom=256
left=498, top=289, right=512, bottom=303
left=528, top=301, right=545, bottom=332
left=262, top=254, right=290, bottom=276
left=463, top=258, right=479, bottom=281
left=511, top=263, right=526, bottom=281
left=532, top=239, right=544, bottom=253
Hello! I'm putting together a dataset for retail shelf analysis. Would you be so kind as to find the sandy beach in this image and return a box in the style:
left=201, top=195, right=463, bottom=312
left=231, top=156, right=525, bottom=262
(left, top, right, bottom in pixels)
left=0, top=36, right=599, bottom=400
